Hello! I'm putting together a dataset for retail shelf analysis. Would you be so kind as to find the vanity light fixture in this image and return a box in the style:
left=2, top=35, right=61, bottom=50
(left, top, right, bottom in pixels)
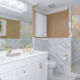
left=0, top=0, right=27, bottom=13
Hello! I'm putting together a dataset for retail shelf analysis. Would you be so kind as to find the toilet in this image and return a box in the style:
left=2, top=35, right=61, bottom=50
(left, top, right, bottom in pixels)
left=48, top=60, right=56, bottom=80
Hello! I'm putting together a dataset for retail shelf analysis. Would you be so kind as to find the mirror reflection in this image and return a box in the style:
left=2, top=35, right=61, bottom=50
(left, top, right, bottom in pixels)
left=0, top=0, right=32, bottom=51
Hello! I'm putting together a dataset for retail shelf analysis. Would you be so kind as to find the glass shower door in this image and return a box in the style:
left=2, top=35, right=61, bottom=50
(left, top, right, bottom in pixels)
left=71, top=7, right=80, bottom=74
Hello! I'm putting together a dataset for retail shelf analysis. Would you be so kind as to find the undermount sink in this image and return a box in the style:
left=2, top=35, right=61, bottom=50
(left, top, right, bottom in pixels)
left=0, top=49, right=33, bottom=61
left=6, top=52, right=21, bottom=57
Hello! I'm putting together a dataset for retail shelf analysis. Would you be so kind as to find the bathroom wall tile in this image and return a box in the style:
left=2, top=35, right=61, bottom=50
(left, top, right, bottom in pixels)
left=72, top=39, right=80, bottom=63
left=33, top=38, right=71, bottom=75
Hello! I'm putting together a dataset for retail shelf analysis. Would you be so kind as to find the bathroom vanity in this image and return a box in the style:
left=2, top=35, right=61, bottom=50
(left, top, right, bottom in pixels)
left=0, top=50, right=48, bottom=80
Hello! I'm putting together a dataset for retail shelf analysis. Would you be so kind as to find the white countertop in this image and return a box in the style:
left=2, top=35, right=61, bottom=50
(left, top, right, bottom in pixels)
left=0, top=49, right=48, bottom=65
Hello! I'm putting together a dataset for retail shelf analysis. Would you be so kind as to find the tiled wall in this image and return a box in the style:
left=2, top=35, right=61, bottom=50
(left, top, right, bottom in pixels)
left=33, top=38, right=71, bottom=76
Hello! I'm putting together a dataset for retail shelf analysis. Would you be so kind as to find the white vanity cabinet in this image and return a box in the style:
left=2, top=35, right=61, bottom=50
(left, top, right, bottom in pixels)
left=0, top=66, right=30, bottom=80
left=0, top=51, right=47, bottom=80
left=34, top=12, right=47, bottom=37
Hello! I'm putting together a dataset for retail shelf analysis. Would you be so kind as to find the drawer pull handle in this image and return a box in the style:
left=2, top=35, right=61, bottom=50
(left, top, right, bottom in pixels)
left=40, top=63, right=43, bottom=69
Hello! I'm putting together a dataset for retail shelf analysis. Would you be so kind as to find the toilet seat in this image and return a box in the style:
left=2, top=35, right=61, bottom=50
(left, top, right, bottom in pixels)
left=48, top=60, right=56, bottom=80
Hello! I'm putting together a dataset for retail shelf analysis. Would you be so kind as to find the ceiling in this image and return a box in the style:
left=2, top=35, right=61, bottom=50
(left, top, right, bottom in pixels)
left=24, top=0, right=80, bottom=15
left=0, top=1, right=32, bottom=22
left=0, top=0, right=80, bottom=21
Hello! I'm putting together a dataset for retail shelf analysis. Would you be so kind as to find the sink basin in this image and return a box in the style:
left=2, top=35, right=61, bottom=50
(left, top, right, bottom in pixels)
left=6, top=53, right=21, bottom=57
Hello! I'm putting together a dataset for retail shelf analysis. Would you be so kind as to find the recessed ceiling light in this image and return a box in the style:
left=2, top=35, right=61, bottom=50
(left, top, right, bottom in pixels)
left=0, top=0, right=27, bottom=13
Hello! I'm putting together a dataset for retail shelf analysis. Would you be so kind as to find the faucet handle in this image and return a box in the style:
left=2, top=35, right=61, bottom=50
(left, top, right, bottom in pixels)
left=7, top=46, right=12, bottom=53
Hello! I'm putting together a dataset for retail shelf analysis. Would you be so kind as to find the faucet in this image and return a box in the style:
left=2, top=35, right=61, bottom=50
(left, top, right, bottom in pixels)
left=25, top=41, right=32, bottom=52
left=19, top=44, right=26, bottom=53
left=7, top=46, right=12, bottom=53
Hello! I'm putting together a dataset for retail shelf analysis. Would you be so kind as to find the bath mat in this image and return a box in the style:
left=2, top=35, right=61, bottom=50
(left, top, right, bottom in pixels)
left=75, top=78, right=80, bottom=80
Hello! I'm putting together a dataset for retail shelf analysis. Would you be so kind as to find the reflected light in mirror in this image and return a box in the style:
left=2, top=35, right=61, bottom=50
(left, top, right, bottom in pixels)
left=0, top=0, right=27, bottom=13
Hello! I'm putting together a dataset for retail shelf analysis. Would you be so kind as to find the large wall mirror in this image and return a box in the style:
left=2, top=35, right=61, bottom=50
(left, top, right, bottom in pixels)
left=0, top=0, right=33, bottom=50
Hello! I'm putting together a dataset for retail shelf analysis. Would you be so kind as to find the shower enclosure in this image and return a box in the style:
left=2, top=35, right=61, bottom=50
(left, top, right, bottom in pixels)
left=71, top=7, right=80, bottom=74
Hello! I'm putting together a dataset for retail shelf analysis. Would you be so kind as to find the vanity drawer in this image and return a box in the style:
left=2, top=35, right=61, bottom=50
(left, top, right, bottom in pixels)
left=0, top=61, right=30, bottom=74
left=15, top=65, right=30, bottom=78
left=0, top=65, right=30, bottom=80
